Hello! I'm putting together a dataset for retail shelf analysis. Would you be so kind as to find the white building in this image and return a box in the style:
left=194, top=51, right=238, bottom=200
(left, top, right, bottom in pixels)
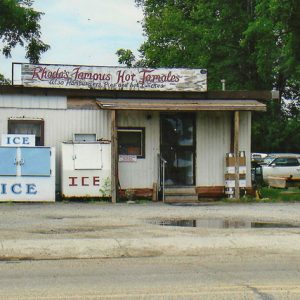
left=0, top=64, right=269, bottom=202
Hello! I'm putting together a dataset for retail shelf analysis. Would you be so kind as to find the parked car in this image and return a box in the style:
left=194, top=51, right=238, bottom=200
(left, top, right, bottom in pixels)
left=262, top=154, right=300, bottom=184
left=251, top=152, right=268, bottom=163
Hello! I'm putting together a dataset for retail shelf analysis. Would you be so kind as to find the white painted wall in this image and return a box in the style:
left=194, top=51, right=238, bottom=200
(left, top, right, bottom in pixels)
left=118, top=110, right=252, bottom=189
left=196, top=111, right=251, bottom=187
left=0, top=93, right=252, bottom=191
left=196, top=111, right=231, bottom=186
left=117, top=110, right=160, bottom=189
left=0, top=105, right=110, bottom=190
left=0, top=94, right=67, bottom=109
left=240, top=111, right=252, bottom=187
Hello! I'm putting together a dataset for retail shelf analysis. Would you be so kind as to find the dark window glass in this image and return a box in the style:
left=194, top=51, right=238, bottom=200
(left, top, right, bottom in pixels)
left=8, top=120, right=44, bottom=146
left=274, top=157, right=300, bottom=167
left=118, top=127, right=145, bottom=158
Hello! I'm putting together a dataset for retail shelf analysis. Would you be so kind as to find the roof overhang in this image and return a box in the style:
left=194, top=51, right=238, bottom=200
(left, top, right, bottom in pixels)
left=96, top=99, right=266, bottom=111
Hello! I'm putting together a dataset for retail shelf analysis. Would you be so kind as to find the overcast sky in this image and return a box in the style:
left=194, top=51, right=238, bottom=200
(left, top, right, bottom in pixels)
left=0, top=0, right=144, bottom=79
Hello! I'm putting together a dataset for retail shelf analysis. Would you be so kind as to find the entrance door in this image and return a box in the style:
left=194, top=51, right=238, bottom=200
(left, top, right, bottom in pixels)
left=160, top=113, right=195, bottom=186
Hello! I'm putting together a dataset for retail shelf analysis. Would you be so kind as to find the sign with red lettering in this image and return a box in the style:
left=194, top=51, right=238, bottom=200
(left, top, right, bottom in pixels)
left=20, top=64, right=207, bottom=92
left=68, top=176, right=100, bottom=187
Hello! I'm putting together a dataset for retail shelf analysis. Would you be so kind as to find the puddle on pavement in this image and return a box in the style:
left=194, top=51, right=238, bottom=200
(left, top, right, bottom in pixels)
left=151, top=219, right=300, bottom=229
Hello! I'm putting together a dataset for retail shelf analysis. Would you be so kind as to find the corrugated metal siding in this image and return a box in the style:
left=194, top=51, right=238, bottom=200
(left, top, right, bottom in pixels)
left=239, top=111, right=252, bottom=187
left=0, top=108, right=110, bottom=189
left=196, top=111, right=231, bottom=186
left=118, top=111, right=159, bottom=189
left=0, top=106, right=251, bottom=191
left=118, top=110, right=252, bottom=189
left=196, top=111, right=251, bottom=187
left=0, top=94, right=67, bottom=109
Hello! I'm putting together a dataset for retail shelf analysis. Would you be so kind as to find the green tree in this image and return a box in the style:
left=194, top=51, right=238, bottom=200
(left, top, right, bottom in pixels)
left=116, top=49, right=136, bottom=67
left=0, top=0, right=49, bottom=63
left=120, top=1, right=266, bottom=90
left=117, top=0, right=300, bottom=152
left=130, top=0, right=300, bottom=94
left=242, top=0, right=300, bottom=99
left=0, top=73, right=11, bottom=85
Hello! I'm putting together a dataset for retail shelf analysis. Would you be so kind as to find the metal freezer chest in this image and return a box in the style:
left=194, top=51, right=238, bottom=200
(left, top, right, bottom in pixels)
left=61, top=142, right=111, bottom=198
left=0, top=146, right=55, bottom=202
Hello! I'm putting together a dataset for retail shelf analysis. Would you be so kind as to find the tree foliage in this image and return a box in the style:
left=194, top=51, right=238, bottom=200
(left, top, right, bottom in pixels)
left=117, top=0, right=300, bottom=152
left=0, top=0, right=49, bottom=63
left=116, top=49, right=136, bottom=67
left=0, top=73, right=11, bottom=85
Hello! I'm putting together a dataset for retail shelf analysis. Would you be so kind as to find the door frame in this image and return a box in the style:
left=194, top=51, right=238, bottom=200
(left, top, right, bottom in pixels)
left=159, top=112, right=196, bottom=187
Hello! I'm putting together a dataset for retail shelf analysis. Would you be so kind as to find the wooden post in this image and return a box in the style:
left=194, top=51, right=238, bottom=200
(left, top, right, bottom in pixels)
left=111, top=109, right=118, bottom=203
left=234, top=111, right=240, bottom=199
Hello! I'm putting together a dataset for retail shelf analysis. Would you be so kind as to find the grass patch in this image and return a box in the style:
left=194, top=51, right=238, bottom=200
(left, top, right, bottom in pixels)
left=221, top=187, right=300, bottom=203
left=259, top=187, right=300, bottom=202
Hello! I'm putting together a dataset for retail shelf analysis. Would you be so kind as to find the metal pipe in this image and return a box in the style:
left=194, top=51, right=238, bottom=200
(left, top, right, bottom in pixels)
left=162, top=160, right=165, bottom=203
left=221, top=79, right=226, bottom=91
left=157, top=154, right=160, bottom=201
left=157, top=154, right=167, bottom=202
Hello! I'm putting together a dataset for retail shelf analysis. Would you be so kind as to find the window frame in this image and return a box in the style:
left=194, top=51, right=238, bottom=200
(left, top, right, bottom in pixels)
left=8, top=119, right=45, bottom=146
left=117, top=127, right=146, bottom=159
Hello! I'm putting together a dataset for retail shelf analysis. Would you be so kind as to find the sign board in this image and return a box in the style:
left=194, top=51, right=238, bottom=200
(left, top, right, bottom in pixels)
left=119, top=155, right=137, bottom=162
left=20, top=64, right=207, bottom=92
left=1, top=134, right=35, bottom=147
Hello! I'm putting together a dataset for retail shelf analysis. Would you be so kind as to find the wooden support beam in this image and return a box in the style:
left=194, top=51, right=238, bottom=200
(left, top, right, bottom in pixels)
left=230, top=112, right=234, bottom=152
left=111, top=110, right=118, bottom=203
left=234, top=111, right=240, bottom=199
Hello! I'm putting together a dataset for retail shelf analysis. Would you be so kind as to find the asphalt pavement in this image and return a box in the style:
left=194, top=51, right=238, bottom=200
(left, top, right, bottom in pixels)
left=1, top=201, right=300, bottom=260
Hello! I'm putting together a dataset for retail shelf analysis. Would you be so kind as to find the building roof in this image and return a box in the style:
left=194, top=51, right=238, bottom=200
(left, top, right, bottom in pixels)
left=0, top=85, right=271, bottom=99
left=0, top=85, right=269, bottom=111
left=96, top=98, right=266, bottom=111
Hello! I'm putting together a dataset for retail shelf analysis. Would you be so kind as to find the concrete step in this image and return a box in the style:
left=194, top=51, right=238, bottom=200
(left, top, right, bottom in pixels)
left=163, top=187, right=198, bottom=203
left=164, top=187, right=197, bottom=195
left=164, top=194, right=199, bottom=203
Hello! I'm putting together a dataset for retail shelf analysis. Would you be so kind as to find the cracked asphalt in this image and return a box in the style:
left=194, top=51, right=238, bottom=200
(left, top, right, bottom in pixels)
left=0, top=202, right=300, bottom=260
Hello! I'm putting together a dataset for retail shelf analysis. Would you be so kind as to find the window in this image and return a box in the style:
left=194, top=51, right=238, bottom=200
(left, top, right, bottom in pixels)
left=8, top=119, right=44, bottom=146
left=118, top=127, right=145, bottom=158
left=273, top=157, right=300, bottom=167
left=73, top=133, right=97, bottom=142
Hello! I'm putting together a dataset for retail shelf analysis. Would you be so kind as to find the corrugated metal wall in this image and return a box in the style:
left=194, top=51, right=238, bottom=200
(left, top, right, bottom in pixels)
left=0, top=106, right=110, bottom=189
left=0, top=94, right=67, bottom=109
left=196, top=111, right=251, bottom=187
left=118, top=110, right=251, bottom=189
left=196, top=111, right=232, bottom=186
left=117, top=110, right=160, bottom=189
left=0, top=92, right=252, bottom=191
left=239, top=111, right=252, bottom=187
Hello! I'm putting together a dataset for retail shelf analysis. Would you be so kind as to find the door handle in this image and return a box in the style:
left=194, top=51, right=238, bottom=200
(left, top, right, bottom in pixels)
left=20, top=158, right=25, bottom=166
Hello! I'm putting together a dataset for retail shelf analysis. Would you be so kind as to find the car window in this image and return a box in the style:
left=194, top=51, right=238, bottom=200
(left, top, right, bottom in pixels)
left=273, top=158, right=300, bottom=167
left=263, top=156, right=275, bottom=165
